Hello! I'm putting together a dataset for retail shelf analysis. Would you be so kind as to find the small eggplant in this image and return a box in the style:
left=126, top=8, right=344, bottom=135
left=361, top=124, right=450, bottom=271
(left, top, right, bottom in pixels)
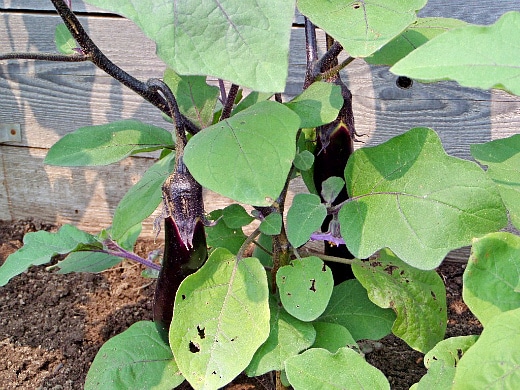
left=153, top=156, right=207, bottom=342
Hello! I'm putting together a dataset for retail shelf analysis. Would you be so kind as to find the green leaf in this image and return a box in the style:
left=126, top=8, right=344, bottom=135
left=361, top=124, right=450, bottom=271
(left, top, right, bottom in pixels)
left=286, top=193, right=327, bottom=248
left=471, top=135, right=520, bottom=230
left=84, top=0, right=295, bottom=92
left=285, top=347, right=390, bottom=390
left=463, top=232, right=520, bottom=326
left=55, top=251, right=121, bottom=274
left=163, top=69, right=219, bottom=129
left=0, top=225, right=98, bottom=286
left=277, top=257, right=333, bottom=322
left=424, top=335, right=479, bottom=369
left=259, top=212, right=282, bottom=236
left=252, top=233, right=273, bottom=268
left=413, top=360, right=456, bottom=390
left=184, top=101, right=300, bottom=206
left=320, top=176, right=345, bottom=205
left=318, top=279, right=396, bottom=341
left=233, top=92, right=273, bottom=115
left=311, top=322, right=357, bottom=353
left=391, top=12, right=520, bottom=96
left=285, top=82, right=343, bottom=128
left=452, top=308, right=520, bottom=389
left=222, top=204, right=254, bottom=229
left=246, top=297, right=316, bottom=377
left=85, top=321, right=183, bottom=390
left=352, top=249, right=447, bottom=353
left=339, top=127, right=507, bottom=269
left=366, top=17, right=468, bottom=66
left=293, top=150, right=314, bottom=171
left=55, top=23, right=78, bottom=55
left=206, top=218, right=247, bottom=254
left=44, top=120, right=173, bottom=166
left=170, top=249, right=270, bottom=390
left=298, top=0, right=427, bottom=58
left=112, top=152, right=175, bottom=241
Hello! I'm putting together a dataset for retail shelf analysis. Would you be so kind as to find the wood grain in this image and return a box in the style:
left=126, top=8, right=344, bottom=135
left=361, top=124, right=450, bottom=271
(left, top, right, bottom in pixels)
left=1, top=1, right=519, bottom=259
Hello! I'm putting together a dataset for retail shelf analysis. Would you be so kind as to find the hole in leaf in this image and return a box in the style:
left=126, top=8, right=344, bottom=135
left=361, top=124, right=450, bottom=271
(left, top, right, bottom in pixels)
left=431, top=290, right=437, bottom=300
left=396, top=76, right=413, bottom=89
left=189, top=341, right=200, bottom=353
left=457, top=348, right=463, bottom=360
left=182, top=294, right=186, bottom=300
left=352, top=2, right=361, bottom=9
left=197, top=325, right=205, bottom=339
left=322, top=264, right=327, bottom=272
left=309, top=279, right=316, bottom=292
left=230, top=337, right=235, bottom=342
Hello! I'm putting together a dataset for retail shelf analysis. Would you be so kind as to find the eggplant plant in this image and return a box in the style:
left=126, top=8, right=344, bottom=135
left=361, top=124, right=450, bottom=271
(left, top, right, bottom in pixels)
left=1, top=0, right=520, bottom=388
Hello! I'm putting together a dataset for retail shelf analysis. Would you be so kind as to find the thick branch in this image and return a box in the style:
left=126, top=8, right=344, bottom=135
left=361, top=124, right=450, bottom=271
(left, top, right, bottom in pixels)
left=304, top=17, right=318, bottom=89
left=220, top=84, right=239, bottom=120
left=0, top=52, right=88, bottom=62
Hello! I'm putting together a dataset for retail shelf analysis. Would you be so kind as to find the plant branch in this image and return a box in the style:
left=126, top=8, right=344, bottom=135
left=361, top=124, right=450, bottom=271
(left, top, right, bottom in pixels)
left=0, top=52, right=88, bottom=62
left=237, top=228, right=262, bottom=262
left=45, top=0, right=200, bottom=134
left=299, top=248, right=355, bottom=265
left=103, top=240, right=162, bottom=271
left=220, top=84, right=239, bottom=120
left=317, top=56, right=355, bottom=82
left=316, top=41, right=343, bottom=73
left=304, top=17, right=318, bottom=89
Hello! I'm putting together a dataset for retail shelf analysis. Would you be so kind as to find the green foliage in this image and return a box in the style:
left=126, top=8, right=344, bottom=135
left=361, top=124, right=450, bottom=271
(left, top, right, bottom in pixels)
left=0, top=225, right=99, bottom=286
left=463, top=232, right=520, bottom=326
left=221, top=204, right=254, bottom=229
left=44, top=120, right=173, bottom=166
left=84, top=0, right=295, bottom=92
left=285, top=347, right=390, bottom=389
left=298, top=0, right=427, bottom=58
left=340, top=127, right=507, bottom=269
left=205, top=210, right=247, bottom=253
left=183, top=101, right=300, bottom=206
left=471, top=134, right=520, bottom=229
left=318, top=279, right=396, bottom=341
left=352, top=249, right=447, bottom=353
left=452, top=308, right=520, bottom=389
left=320, top=176, right=345, bottom=205
left=391, top=11, right=520, bottom=95
left=259, top=212, right=282, bottom=236
left=366, top=17, right=467, bottom=66
left=286, top=193, right=327, bottom=248
left=54, top=23, right=77, bottom=55
left=85, top=321, right=184, bottom=389
left=311, top=322, right=357, bottom=353
left=112, top=151, right=175, bottom=241
left=277, top=257, right=334, bottom=322
left=170, top=249, right=270, bottom=389
left=246, top=297, right=316, bottom=376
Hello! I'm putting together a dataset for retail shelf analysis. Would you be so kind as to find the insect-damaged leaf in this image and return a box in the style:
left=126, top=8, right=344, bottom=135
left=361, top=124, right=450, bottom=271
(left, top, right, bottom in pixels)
left=170, top=248, right=269, bottom=390
left=339, top=127, right=507, bottom=269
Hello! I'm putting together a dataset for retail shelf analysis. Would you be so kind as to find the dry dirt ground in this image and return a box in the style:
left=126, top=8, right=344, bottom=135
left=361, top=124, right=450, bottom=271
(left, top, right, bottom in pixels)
left=0, top=219, right=482, bottom=389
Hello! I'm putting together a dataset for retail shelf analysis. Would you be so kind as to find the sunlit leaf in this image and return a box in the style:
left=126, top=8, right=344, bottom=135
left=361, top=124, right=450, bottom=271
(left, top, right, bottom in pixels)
left=298, top=0, right=427, bottom=57
left=184, top=101, right=300, bottom=206
left=84, top=0, right=296, bottom=92
left=55, top=23, right=78, bottom=55
left=222, top=204, right=254, bottom=228
left=463, top=232, right=520, bottom=326
left=391, top=12, right=520, bottom=96
left=170, top=249, right=269, bottom=389
left=339, top=127, right=507, bottom=269
left=45, top=120, right=173, bottom=166
left=286, top=194, right=327, bottom=248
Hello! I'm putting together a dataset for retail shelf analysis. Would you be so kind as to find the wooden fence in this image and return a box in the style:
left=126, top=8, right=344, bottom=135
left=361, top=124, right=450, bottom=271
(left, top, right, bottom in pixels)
left=1, top=1, right=519, bottom=258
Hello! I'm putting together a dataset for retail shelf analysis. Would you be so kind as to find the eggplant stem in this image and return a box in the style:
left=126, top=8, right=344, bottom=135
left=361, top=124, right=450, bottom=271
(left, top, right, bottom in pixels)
left=237, top=228, right=262, bottom=262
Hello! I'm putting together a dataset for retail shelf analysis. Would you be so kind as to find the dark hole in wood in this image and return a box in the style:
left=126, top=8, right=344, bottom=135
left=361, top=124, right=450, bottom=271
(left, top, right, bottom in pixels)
left=396, top=76, right=413, bottom=89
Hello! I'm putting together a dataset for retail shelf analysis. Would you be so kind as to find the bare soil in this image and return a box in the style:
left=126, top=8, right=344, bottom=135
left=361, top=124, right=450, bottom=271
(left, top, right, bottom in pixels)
left=0, top=219, right=482, bottom=389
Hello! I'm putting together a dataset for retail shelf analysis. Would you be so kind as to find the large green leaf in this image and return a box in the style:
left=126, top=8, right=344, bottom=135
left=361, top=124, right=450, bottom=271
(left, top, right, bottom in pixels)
left=277, top=257, right=333, bottom=322
left=339, top=127, right=507, bottom=269
left=170, top=249, right=270, bottom=390
left=184, top=101, right=300, bottom=206
left=297, top=0, right=427, bottom=58
left=463, top=232, right=520, bottom=327
left=44, top=120, right=173, bottom=166
left=284, top=82, right=343, bottom=128
left=112, top=152, right=175, bottom=241
left=0, top=225, right=99, bottom=286
left=84, top=0, right=295, bottom=92
left=163, top=69, right=219, bottom=129
left=245, top=297, right=316, bottom=377
left=452, top=308, right=520, bottom=389
left=391, top=12, right=520, bottom=96
left=285, top=347, right=390, bottom=390
left=85, top=321, right=183, bottom=390
left=54, top=251, right=121, bottom=274
left=352, top=249, right=446, bottom=353
left=366, top=17, right=468, bottom=66
left=311, top=322, right=357, bottom=353
left=318, top=279, right=395, bottom=341
left=471, top=135, right=520, bottom=230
